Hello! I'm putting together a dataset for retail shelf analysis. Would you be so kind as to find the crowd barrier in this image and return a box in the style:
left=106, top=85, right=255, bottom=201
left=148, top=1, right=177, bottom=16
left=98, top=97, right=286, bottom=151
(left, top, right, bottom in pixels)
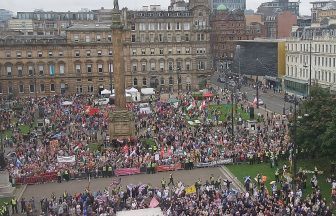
left=15, top=172, right=57, bottom=185
left=114, top=168, right=141, bottom=176
left=156, top=163, right=182, bottom=172
left=14, top=158, right=236, bottom=185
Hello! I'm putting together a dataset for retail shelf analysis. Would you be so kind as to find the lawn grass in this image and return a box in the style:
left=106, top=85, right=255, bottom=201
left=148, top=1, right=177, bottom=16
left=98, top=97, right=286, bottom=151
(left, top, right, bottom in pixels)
left=208, top=104, right=250, bottom=122
left=88, top=143, right=100, bottom=152
left=141, top=138, right=157, bottom=149
left=227, top=159, right=333, bottom=204
left=1, top=123, right=36, bottom=139
left=0, top=198, right=11, bottom=208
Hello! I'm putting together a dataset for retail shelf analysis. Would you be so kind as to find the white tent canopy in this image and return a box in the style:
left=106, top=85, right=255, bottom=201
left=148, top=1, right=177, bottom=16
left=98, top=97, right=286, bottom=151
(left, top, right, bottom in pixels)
left=117, top=208, right=163, bottom=216
left=110, top=93, right=132, bottom=97
left=126, top=87, right=138, bottom=94
left=61, top=101, right=73, bottom=106
left=141, top=88, right=155, bottom=95
left=101, top=89, right=111, bottom=95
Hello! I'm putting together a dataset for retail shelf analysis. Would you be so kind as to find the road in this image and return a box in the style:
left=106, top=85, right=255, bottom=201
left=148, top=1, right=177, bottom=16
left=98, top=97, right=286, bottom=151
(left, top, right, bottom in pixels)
left=22, top=167, right=237, bottom=203
left=209, top=72, right=288, bottom=114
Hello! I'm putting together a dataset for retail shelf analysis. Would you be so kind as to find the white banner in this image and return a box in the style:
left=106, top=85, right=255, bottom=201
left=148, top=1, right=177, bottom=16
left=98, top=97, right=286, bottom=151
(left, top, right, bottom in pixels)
left=57, top=155, right=76, bottom=163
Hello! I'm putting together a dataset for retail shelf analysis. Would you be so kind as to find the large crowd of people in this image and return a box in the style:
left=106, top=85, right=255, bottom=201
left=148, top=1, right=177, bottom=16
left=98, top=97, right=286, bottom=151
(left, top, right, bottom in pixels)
left=1, top=90, right=289, bottom=182
left=0, top=86, right=334, bottom=214
left=4, top=172, right=334, bottom=215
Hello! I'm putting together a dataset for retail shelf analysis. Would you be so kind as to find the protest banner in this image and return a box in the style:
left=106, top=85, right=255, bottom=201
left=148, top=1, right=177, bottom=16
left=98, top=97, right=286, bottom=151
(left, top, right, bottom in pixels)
left=57, top=155, right=76, bottom=163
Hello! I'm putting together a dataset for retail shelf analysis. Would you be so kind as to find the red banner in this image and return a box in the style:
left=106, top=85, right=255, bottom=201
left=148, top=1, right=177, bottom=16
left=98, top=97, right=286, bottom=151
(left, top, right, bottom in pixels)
left=15, top=172, right=57, bottom=185
left=114, top=168, right=141, bottom=176
left=156, top=163, right=182, bottom=172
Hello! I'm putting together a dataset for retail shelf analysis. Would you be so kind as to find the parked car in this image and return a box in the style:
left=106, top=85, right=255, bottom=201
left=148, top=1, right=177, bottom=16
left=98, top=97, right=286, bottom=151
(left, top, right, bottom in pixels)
left=258, top=99, right=264, bottom=105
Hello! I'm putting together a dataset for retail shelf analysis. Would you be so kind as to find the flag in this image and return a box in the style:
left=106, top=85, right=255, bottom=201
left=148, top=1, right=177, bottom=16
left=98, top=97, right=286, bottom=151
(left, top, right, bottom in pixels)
left=122, top=145, right=129, bottom=154
left=15, top=159, right=22, bottom=168
left=109, top=178, right=121, bottom=187
left=253, top=97, right=257, bottom=107
left=199, top=100, right=206, bottom=111
left=185, top=185, right=197, bottom=194
left=149, top=197, right=159, bottom=208
left=74, top=145, right=80, bottom=152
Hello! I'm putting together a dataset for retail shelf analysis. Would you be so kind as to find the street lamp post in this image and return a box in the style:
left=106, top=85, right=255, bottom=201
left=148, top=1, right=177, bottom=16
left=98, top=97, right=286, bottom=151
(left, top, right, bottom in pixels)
left=256, top=75, right=259, bottom=109
left=229, top=82, right=236, bottom=142
left=231, top=90, right=234, bottom=141
left=303, top=40, right=313, bottom=99
left=292, top=96, right=298, bottom=198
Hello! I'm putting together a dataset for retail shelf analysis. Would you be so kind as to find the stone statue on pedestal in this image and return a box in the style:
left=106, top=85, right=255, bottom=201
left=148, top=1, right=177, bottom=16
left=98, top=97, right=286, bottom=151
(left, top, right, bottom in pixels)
left=114, top=0, right=119, bottom=10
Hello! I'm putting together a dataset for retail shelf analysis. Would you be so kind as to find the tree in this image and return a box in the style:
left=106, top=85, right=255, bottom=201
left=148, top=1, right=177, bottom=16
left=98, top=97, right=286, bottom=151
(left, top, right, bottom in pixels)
left=294, top=86, right=336, bottom=158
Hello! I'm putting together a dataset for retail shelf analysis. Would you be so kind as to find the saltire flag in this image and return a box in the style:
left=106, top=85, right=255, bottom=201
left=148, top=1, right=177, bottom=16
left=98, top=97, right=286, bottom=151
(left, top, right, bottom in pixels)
left=16, top=158, right=22, bottom=168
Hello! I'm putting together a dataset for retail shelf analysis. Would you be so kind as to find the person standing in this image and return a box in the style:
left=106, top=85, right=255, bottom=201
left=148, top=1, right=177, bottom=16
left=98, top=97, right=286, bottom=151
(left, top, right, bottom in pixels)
left=168, top=173, right=175, bottom=186
left=20, top=198, right=26, bottom=213
left=161, top=178, right=166, bottom=189
left=11, top=198, right=18, bottom=214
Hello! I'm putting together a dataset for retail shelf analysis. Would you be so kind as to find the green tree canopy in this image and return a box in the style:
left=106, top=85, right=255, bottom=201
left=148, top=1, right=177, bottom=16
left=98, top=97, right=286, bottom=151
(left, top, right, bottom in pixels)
left=295, top=86, right=336, bottom=158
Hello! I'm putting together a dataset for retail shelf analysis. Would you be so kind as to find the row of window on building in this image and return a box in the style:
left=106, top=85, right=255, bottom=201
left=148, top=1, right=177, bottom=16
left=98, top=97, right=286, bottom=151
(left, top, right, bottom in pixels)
left=1, top=63, right=113, bottom=76
left=134, top=22, right=192, bottom=31
left=73, top=34, right=111, bottom=43
left=3, top=49, right=113, bottom=59
left=130, top=33, right=206, bottom=43
left=131, top=47, right=206, bottom=56
left=287, top=66, right=336, bottom=83
left=287, top=55, right=336, bottom=68
left=287, top=42, right=336, bottom=54
left=131, top=60, right=206, bottom=72
left=0, top=76, right=189, bottom=95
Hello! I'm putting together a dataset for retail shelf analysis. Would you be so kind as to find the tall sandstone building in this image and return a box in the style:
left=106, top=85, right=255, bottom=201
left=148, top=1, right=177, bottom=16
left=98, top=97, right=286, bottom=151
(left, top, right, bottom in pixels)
left=0, top=0, right=212, bottom=97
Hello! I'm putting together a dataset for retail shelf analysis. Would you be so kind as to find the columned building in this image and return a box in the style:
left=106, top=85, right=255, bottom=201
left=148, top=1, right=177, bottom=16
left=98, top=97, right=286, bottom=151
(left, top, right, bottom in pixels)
left=0, top=0, right=212, bottom=97
left=285, top=37, right=336, bottom=96
left=0, top=24, right=114, bottom=97
left=126, top=0, right=212, bottom=92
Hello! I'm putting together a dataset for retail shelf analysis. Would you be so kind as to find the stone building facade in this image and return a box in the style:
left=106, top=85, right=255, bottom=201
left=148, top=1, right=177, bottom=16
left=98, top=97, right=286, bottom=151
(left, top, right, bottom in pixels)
left=0, top=24, right=114, bottom=97
left=126, top=0, right=212, bottom=92
left=0, top=0, right=212, bottom=97
left=210, top=9, right=247, bottom=68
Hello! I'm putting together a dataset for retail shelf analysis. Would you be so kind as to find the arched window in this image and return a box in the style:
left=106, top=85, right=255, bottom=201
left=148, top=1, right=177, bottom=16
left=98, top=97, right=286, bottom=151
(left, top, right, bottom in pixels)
left=142, top=77, right=147, bottom=86
left=133, top=78, right=138, bottom=86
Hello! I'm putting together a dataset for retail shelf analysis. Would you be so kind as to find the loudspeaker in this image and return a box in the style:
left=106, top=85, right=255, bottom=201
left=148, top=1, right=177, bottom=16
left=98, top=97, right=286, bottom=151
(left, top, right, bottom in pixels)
left=249, top=107, right=255, bottom=119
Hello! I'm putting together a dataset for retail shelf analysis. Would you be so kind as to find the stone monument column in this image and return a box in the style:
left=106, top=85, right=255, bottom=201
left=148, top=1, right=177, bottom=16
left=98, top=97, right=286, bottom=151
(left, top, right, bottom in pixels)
left=109, top=1, right=135, bottom=139
left=112, top=27, right=126, bottom=109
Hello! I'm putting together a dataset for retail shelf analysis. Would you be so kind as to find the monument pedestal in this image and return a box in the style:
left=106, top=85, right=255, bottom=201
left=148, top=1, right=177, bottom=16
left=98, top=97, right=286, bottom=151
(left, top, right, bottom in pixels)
left=0, top=171, right=14, bottom=198
left=247, top=120, right=257, bottom=133
left=109, top=110, right=135, bottom=139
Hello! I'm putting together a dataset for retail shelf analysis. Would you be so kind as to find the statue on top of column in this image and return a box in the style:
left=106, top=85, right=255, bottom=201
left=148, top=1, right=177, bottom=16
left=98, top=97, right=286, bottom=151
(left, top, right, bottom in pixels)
left=114, top=0, right=119, bottom=10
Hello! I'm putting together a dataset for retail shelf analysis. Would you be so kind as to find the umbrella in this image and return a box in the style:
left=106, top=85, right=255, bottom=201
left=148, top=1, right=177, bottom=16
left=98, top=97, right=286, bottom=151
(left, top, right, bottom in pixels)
left=203, top=92, right=214, bottom=97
